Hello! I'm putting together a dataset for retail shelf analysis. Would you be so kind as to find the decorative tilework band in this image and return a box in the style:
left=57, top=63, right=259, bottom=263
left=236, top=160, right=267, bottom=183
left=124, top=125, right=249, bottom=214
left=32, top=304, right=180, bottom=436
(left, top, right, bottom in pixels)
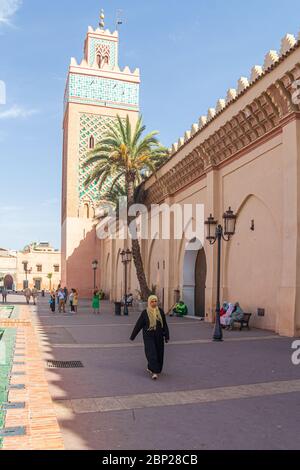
left=66, top=73, right=139, bottom=108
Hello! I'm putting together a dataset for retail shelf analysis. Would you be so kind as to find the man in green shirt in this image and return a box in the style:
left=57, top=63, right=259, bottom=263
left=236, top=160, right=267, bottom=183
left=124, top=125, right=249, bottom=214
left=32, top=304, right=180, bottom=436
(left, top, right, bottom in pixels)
left=171, top=300, right=188, bottom=317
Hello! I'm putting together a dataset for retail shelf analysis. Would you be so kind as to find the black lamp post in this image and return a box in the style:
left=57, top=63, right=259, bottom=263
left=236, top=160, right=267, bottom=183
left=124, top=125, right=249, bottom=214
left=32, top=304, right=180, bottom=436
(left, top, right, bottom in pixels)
left=23, top=261, right=31, bottom=289
left=205, top=207, right=237, bottom=342
left=92, top=260, right=98, bottom=290
left=121, top=248, right=132, bottom=316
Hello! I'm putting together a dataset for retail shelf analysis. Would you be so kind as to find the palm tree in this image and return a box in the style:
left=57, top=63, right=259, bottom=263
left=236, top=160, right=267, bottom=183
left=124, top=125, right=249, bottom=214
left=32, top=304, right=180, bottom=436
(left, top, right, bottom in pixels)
left=47, top=273, right=53, bottom=291
left=84, top=115, right=169, bottom=301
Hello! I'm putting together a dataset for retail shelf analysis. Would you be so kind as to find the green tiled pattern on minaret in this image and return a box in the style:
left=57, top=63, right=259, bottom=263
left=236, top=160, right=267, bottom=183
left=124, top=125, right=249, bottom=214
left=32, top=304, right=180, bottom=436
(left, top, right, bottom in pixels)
left=79, top=113, right=117, bottom=204
left=68, top=74, right=139, bottom=108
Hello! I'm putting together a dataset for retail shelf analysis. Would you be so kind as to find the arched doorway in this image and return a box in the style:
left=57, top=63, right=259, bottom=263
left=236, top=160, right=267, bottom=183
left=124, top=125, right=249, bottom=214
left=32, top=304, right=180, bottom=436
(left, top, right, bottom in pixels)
left=182, top=239, right=207, bottom=317
left=4, top=274, right=13, bottom=290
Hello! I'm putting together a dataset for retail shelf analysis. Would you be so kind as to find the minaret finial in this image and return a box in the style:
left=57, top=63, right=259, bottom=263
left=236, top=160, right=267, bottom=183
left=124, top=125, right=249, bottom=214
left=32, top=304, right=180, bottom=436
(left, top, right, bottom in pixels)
left=99, top=8, right=105, bottom=29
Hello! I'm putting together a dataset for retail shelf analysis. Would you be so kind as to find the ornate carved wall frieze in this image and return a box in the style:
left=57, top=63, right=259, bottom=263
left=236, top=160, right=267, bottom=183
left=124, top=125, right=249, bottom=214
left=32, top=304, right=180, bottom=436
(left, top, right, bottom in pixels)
left=145, top=67, right=300, bottom=205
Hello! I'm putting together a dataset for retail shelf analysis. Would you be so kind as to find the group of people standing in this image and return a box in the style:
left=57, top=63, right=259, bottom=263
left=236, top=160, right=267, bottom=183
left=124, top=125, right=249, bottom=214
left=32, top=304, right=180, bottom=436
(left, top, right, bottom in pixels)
left=49, top=286, right=78, bottom=314
left=49, top=287, right=105, bottom=315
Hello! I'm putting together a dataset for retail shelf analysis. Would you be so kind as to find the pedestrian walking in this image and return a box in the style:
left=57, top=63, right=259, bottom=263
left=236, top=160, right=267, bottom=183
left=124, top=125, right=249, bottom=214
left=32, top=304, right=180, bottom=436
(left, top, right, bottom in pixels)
left=92, top=290, right=100, bottom=314
left=130, top=295, right=170, bottom=380
left=24, top=287, right=32, bottom=305
left=32, top=287, right=38, bottom=305
left=2, top=287, right=8, bottom=304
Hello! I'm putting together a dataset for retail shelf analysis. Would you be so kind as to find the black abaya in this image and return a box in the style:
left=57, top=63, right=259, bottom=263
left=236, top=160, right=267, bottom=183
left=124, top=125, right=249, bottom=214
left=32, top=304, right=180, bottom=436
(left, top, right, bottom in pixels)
left=130, top=309, right=170, bottom=374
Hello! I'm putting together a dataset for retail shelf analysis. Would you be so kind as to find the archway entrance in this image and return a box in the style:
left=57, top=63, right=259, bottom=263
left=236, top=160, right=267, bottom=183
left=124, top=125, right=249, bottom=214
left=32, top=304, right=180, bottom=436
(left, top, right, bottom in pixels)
left=182, top=240, right=207, bottom=317
left=4, top=274, right=13, bottom=290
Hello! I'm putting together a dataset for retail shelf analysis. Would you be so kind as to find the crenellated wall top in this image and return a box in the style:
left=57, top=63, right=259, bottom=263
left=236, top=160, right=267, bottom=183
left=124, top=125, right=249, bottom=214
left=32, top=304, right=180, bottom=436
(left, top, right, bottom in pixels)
left=144, top=31, right=300, bottom=205
left=167, top=32, right=300, bottom=159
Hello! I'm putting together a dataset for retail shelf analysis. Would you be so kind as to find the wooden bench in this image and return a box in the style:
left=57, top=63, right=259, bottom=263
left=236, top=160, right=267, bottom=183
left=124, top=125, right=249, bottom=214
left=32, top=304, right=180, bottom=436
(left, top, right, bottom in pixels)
left=233, top=313, right=252, bottom=331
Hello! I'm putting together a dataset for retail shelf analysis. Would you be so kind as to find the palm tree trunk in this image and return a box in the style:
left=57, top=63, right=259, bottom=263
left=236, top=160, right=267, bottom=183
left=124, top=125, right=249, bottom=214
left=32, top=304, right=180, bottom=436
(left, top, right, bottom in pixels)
left=127, top=179, right=151, bottom=301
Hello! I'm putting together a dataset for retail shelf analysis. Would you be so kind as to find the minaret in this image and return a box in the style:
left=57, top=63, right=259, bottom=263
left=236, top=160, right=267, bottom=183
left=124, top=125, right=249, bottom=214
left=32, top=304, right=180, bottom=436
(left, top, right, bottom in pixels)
left=61, top=10, right=140, bottom=295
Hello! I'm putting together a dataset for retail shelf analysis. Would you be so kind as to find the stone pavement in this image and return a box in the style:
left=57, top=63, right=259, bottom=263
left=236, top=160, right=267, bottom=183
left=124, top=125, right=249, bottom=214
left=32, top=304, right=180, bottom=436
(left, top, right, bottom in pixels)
left=0, top=296, right=64, bottom=450
left=1, top=294, right=300, bottom=450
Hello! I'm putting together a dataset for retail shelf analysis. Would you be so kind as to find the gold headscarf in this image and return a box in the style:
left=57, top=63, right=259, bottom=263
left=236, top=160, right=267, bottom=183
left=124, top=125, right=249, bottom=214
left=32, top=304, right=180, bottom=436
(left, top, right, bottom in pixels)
left=147, top=295, right=163, bottom=330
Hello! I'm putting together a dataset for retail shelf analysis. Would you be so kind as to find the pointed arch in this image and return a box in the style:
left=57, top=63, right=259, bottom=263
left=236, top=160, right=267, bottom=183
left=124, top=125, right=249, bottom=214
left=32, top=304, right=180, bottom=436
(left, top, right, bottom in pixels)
left=84, top=203, right=90, bottom=219
left=223, top=193, right=281, bottom=331
left=89, top=135, right=95, bottom=149
left=180, top=237, right=206, bottom=317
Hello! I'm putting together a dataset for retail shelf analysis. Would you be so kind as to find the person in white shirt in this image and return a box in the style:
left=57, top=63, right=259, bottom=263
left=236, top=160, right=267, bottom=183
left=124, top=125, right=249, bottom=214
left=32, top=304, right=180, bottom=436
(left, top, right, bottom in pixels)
left=69, top=289, right=74, bottom=313
left=31, top=287, right=38, bottom=305
left=57, top=289, right=66, bottom=313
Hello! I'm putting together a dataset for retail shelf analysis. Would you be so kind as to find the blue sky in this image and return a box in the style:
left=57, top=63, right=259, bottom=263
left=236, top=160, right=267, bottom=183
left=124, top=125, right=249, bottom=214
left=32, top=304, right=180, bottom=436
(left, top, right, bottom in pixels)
left=0, top=0, right=300, bottom=250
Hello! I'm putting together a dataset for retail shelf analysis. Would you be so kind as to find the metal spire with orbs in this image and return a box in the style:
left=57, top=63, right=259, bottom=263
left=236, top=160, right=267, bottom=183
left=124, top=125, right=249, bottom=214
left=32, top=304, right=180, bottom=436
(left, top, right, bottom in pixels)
left=99, top=9, right=105, bottom=29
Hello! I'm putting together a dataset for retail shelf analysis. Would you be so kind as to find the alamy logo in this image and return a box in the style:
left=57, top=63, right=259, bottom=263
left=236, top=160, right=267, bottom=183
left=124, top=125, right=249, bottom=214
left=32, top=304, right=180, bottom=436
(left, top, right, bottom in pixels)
left=96, top=198, right=205, bottom=250
left=291, top=340, right=300, bottom=365
left=0, top=80, right=6, bottom=105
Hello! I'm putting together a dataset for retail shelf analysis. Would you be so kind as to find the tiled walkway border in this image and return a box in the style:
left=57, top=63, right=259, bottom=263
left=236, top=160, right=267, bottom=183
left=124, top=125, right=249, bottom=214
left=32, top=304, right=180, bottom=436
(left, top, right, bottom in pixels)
left=0, top=328, right=16, bottom=449
left=0, top=304, right=64, bottom=450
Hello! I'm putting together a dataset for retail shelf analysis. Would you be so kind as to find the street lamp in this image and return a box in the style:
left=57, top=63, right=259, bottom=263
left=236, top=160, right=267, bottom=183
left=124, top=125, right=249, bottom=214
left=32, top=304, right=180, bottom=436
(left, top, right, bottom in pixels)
left=121, top=248, right=132, bottom=316
left=23, top=261, right=32, bottom=289
left=205, top=207, right=237, bottom=342
left=92, top=260, right=98, bottom=290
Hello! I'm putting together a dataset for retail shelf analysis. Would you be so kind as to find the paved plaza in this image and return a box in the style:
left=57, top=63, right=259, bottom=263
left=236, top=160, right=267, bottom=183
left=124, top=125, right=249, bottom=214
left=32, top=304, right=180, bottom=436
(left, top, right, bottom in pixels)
left=1, top=294, right=300, bottom=450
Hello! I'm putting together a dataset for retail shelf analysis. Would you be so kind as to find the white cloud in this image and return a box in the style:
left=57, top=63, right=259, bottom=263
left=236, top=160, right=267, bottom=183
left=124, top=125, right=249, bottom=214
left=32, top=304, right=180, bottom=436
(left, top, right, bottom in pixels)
left=0, top=0, right=22, bottom=25
left=0, top=105, right=39, bottom=119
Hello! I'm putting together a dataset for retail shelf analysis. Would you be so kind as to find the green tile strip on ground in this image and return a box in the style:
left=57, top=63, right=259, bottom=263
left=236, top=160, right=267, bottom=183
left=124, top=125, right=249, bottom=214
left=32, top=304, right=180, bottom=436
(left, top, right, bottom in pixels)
left=10, top=305, right=19, bottom=320
left=0, top=328, right=17, bottom=448
left=0, top=305, right=18, bottom=320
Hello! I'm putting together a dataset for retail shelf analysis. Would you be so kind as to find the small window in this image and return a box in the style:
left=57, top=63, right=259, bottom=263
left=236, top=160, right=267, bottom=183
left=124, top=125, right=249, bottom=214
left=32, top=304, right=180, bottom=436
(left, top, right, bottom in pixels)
left=54, top=265, right=60, bottom=273
left=84, top=203, right=90, bottom=219
left=89, top=135, right=95, bottom=149
left=37, top=265, right=42, bottom=272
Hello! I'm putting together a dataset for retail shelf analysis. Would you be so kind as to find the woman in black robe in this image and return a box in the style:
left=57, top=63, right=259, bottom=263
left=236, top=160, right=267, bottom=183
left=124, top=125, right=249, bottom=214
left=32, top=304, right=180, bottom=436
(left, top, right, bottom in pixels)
left=130, top=295, right=170, bottom=380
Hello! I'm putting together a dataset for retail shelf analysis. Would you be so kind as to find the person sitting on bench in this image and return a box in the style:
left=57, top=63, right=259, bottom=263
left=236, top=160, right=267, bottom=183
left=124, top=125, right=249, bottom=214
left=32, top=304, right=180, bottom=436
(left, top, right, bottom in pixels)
left=122, top=293, right=134, bottom=307
left=171, top=300, right=188, bottom=317
left=221, top=302, right=235, bottom=327
left=227, top=302, right=244, bottom=330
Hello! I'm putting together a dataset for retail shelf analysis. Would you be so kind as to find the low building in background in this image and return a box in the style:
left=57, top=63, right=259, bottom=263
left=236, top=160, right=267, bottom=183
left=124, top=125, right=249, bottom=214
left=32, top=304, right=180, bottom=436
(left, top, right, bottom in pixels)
left=0, top=248, right=17, bottom=290
left=0, top=242, right=61, bottom=291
